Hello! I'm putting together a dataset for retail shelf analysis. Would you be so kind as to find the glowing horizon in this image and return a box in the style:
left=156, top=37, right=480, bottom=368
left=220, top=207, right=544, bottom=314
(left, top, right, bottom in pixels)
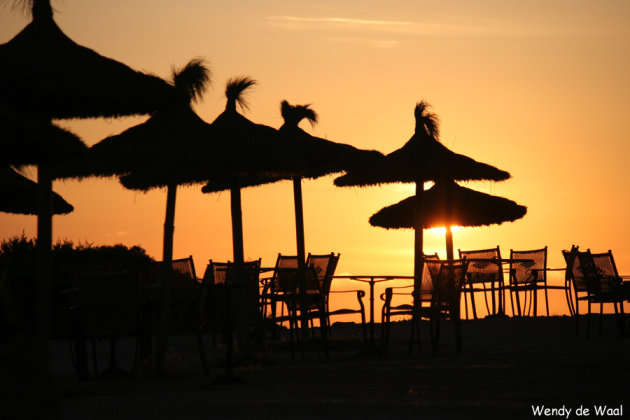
left=1, top=1, right=629, bottom=317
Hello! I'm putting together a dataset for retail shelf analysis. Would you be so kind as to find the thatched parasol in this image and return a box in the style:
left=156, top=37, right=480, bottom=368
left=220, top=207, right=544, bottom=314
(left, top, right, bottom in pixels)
left=0, top=0, right=177, bottom=385
left=192, top=78, right=295, bottom=267
left=0, top=0, right=178, bottom=119
left=334, top=101, right=510, bottom=290
left=1, top=106, right=86, bottom=166
left=278, top=101, right=382, bottom=267
left=202, top=100, right=383, bottom=266
left=334, top=102, right=509, bottom=187
left=369, top=179, right=527, bottom=259
left=64, top=58, right=214, bottom=374
left=0, top=166, right=73, bottom=215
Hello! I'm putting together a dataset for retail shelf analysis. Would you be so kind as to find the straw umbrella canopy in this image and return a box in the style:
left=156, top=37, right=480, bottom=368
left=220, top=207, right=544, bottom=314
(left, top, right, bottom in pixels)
left=278, top=101, right=382, bottom=267
left=202, top=100, right=383, bottom=267
left=335, top=101, right=510, bottom=289
left=65, top=58, right=214, bottom=374
left=0, top=166, right=73, bottom=215
left=184, top=78, right=298, bottom=267
left=68, top=58, right=214, bottom=263
left=369, top=179, right=527, bottom=259
left=1, top=107, right=87, bottom=166
left=0, top=0, right=177, bottom=119
left=0, top=0, right=178, bottom=389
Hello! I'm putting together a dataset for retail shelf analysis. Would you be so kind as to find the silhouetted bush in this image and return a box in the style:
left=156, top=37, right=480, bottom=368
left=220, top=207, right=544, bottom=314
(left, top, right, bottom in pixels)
left=0, top=234, right=155, bottom=337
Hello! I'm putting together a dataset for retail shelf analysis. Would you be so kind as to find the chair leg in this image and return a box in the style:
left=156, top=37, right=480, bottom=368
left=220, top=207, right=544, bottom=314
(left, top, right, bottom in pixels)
left=454, top=315, right=462, bottom=354
left=565, top=280, right=575, bottom=316
left=514, top=286, right=522, bottom=317
left=586, top=301, right=592, bottom=339
left=544, top=283, right=550, bottom=316
left=574, top=296, right=580, bottom=336
left=407, top=311, right=416, bottom=356
left=380, top=307, right=391, bottom=356
left=469, top=283, right=478, bottom=319
left=463, top=289, right=470, bottom=320
left=431, top=315, right=441, bottom=357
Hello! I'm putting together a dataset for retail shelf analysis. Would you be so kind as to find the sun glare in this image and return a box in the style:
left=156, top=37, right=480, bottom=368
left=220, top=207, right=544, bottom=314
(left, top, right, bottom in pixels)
left=428, top=226, right=462, bottom=235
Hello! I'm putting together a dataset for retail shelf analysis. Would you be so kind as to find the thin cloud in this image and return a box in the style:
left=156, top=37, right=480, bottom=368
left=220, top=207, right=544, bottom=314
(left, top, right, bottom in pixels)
left=267, top=15, right=545, bottom=38
left=329, top=37, right=400, bottom=49
left=267, top=16, right=414, bottom=27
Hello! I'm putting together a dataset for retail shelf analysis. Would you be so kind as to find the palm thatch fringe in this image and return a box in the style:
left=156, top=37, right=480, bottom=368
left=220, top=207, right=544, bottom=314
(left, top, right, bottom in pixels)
left=369, top=180, right=526, bottom=230
left=0, top=0, right=178, bottom=119
left=0, top=166, right=73, bottom=215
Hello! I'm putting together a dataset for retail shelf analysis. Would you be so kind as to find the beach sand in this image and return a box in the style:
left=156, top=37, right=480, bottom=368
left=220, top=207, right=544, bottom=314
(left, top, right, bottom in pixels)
left=33, top=315, right=628, bottom=419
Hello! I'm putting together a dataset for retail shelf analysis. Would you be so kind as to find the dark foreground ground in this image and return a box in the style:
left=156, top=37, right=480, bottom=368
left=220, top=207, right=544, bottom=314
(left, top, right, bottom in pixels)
left=4, top=315, right=630, bottom=419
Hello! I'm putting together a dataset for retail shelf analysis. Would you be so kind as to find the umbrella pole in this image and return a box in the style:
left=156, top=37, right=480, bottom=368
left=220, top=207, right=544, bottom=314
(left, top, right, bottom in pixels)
left=227, top=184, right=254, bottom=377
left=292, top=177, right=306, bottom=268
left=162, top=184, right=177, bottom=263
left=413, top=182, right=424, bottom=290
left=35, top=163, right=53, bottom=404
left=412, top=182, right=424, bottom=351
left=156, top=183, right=177, bottom=374
left=230, top=185, right=244, bottom=266
left=445, top=227, right=454, bottom=261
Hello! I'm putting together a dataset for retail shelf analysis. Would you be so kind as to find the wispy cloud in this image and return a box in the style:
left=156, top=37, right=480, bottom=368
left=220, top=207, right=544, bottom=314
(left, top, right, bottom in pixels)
left=267, top=16, right=414, bottom=27
left=267, top=15, right=539, bottom=38
left=329, top=37, right=400, bottom=49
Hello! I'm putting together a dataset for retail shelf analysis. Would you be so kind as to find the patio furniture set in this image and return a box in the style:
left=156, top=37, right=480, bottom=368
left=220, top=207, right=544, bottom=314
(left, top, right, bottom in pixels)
left=60, top=245, right=629, bottom=380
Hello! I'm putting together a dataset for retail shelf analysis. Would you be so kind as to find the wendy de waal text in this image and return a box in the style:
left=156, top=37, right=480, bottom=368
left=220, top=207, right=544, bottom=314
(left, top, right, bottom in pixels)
left=531, top=404, right=623, bottom=418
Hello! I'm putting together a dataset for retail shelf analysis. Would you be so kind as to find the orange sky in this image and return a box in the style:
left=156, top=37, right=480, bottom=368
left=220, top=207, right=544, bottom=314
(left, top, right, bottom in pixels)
left=2, top=1, right=629, bottom=316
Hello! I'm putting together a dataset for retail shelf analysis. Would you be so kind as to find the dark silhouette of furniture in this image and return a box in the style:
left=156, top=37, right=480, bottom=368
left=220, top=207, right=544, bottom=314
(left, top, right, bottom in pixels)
left=425, top=259, right=469, bottom=355
left=72, top=269, right=141, bottom=379
left=508, top=247, right=549, bottom=317
left=574, top=250, right=627, bottom=337
left=276, top=263, right=329, bottom=360
left=379, top=253, right=439, bottom=355
left=307, top=253, right=367, bottom=341
left=260, top=254, right=300, bottom=334
left=458, top=246, right=504, bottom=318
left=197, top=259, right=261, bottom=375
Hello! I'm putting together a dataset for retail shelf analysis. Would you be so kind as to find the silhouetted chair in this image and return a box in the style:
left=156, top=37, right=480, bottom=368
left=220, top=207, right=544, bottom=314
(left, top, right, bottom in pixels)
left=275, top=264, right=328, bottom=360
left=425, top=259, right=469, bottom=355
left=508, top=247, right=549, bottom=317
left=72, top=269, right=141, bottom=379
left=458, top=246, right=504, bottom=318
left=307, top=253, right=367, bottom=341
left=561, top=245, right=580, bottom=317
left=379, top=253, right=439, bottom=355
left=260, top=254, right=300, bottom=333
left=170, top=256, right=200, bottom=325
left=197, top=259, right=261, bottom=375
left=576, top=250, right=627, bottom=337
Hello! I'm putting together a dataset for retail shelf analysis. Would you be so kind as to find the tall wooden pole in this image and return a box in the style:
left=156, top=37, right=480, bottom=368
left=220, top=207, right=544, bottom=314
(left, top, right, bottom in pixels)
left=292, top=177, right=306, bottom=269
left=156, top=183, right=177, bottom=374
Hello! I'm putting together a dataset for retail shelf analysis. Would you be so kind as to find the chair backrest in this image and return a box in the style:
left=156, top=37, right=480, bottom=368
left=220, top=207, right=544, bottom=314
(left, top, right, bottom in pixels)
left=306, top=253, right=340, bottom=297
left=510, top=247, right=547, bottom=285
left=562, top=245, right=585, bottom=292
left=425, top=259, right=469, bottom=308
left=76, top=269, right=140, bottom=337
left=458, top=246, right=503, bottom=283
left=577, top=250, right=619, bottom=295
left=171, top=255, right=197, bottom=282
left=199, top=260, right=261, bottom=321
left=203, top=260, right=229, bottom=286
left=227, top=259, right=262, bottom=288
left=419, top=253, right=440, bottom=302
